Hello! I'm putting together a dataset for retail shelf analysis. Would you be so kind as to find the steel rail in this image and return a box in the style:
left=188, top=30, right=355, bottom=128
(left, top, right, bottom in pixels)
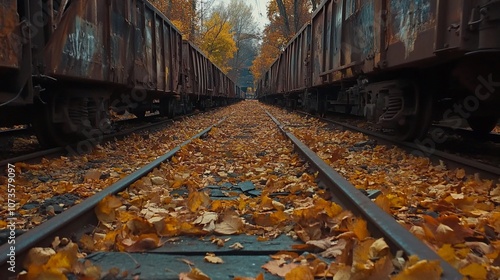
left=297, top=111, right=500, bottom=180
left=266, top=110, right=463, bottom=280
left=0, top=111, right=207, bottom=168
left=0, top=127, right=30, bottom=138
left=0, top=117, right=226, bottom=278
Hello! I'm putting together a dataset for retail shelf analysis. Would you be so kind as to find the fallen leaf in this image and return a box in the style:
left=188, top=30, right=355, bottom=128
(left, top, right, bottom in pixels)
left=459, top=262, right=487, bottom=279
left=179, top=267, right=211, bottom=280
left=285, top=265, right=314, bottom=280
left=204, top=253, right=224, bottom=264
left=187, top=191, right=211, bottom=212
left=215, top=212, right=244, bottom=234
left=229, top=242, right=244, bottom=250
left=95, top=195, right=123, bottom=223
left=391, top=257, right=442, bottom=280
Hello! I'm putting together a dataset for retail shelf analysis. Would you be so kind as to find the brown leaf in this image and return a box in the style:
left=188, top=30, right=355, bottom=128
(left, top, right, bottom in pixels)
left=95, top=195, right=122, bottom=223
left=204, top=253, right=224, bottom=264
left=187, top=191, right=211, bottom=212
left=365, top=256, right=394, bottom=280
left=368, top=238, right=389, bottom=260
left=285, top=265, right=314, bottom=280
left=179, top=267, right=211, bottom=280
left=456, top=168, right=466, bottom=179
left=320, top=238, right=347, bottom=258
left=262, top=259, right=300, bottom=277
left=392, top=256, right=442, bottom=280
left=79, top=234, right=95, bottom=252
left=23, top=247, right=56, bottom=269
left=229, top=242, right=244, bottom=250
left=84, top=169, right=101, bottom=181
left=214, top=212, right=244, bottom=235
left=123, top=234, right=161, bottom=252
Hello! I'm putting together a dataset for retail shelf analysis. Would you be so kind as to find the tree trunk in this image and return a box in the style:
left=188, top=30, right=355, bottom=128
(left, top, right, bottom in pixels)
left=293, top=0, right=299, bottom=32
left=190, top=0, right=197, bottom=40
left=275, top=0, right=291, bottom=37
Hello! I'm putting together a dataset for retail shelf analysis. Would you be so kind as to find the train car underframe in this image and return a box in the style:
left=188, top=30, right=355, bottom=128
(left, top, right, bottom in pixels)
left=32, top=82, right=114, bottom=147
left=274, top=64, right=499, bottom=141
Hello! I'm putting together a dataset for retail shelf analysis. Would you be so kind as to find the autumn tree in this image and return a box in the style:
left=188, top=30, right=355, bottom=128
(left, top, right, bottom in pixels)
left=251, top=0, right=315, bottom=82
left=221, top=0, right=259, bottom=86
left=199, top=12, right=237, bottom=73
left=149, top=0, right=196, bottom=40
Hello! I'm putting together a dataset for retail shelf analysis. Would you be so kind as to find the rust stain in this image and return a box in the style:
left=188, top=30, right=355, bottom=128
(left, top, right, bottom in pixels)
left=388, top=0, right=435, bottom=58
left=0, top=0, right=21, bottom=69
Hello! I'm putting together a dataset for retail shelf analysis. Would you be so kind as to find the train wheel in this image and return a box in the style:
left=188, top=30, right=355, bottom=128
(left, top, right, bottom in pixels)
left=33, top=99, right=58, bottom=147
left=33, top=93, right=112, bottom=147
left=467, top=116, right=498, bottom=135
left=32, top=98, right=78, bottom=147
left=392, top=83, right=433, bottom=141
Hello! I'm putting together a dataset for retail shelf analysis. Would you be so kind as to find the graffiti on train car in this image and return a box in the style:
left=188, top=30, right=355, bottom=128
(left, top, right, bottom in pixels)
left=389, top=0, right=434, bottom=58
left=63, top=17, right=99, bottom=74
left=350, top=1, right=376, bottom=58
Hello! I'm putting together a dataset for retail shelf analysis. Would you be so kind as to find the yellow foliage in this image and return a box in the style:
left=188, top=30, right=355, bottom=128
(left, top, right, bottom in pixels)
left=199, top=12, right=237, bottom=73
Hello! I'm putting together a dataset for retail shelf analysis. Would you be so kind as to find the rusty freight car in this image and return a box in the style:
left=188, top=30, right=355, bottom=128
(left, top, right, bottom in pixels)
left=182, top=40, right=240, bottom=109
left=0, top=0, right=240, bottom=146
left=259, top=0, right=500, bottom=140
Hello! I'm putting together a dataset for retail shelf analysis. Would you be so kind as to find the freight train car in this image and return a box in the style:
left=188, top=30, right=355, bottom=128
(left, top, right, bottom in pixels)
left=0, top=0, right=239, bottom=146
left=182, top=41, right=239, bottom=110
left=258, top=0, right=500, bottom=140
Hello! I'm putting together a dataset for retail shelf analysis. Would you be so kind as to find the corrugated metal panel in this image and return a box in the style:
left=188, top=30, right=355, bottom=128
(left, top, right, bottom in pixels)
left=43, top=0, right=182, bottom=94
left=182, top=40, right=214, bottom=97
left=285, top=23, right=311, bottom=92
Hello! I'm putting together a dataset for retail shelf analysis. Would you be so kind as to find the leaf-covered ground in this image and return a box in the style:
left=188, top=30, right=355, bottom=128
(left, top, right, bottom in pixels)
left=265, top=104, right=500, bottom=280
left=15, top=101, right=446, bottom=279
left=0, top=110, right=228, bottom=232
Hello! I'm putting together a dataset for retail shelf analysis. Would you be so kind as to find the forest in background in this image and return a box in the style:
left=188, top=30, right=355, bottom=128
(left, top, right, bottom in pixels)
left=149, top=0, right=320, bottom=90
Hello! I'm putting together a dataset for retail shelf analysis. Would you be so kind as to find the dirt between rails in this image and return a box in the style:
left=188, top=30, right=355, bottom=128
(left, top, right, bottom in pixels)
left=9, top=101, right=443, bottom=279
left=266, top=105, right=500, bottom=279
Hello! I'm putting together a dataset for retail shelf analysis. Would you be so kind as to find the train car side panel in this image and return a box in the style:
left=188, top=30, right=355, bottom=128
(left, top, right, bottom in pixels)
left=43, top=0, right=182, bottom=93
left=385, top=0, right=438, bottom=67
left=284, top=23, right=311, bottom=93
left=109, top=1, right=134, bottom=85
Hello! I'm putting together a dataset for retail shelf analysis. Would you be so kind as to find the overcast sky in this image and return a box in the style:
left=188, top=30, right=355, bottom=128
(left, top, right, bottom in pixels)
left=211, top=0, right=270, bottom=31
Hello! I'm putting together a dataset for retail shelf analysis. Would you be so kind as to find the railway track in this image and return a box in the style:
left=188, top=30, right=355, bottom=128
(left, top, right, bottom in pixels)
left=296, top=111, right=500, bottom=180
left=0, top=101, right=462, bottom=279
left=0, top=127, right=30, bottom=139
left=0, top=111, right=209, bottom=168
